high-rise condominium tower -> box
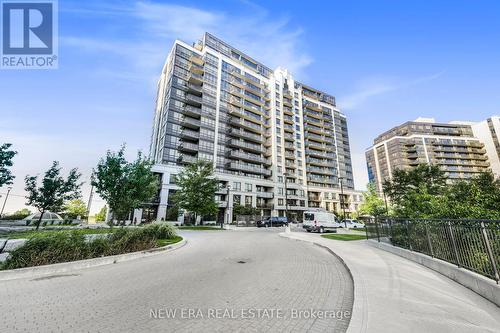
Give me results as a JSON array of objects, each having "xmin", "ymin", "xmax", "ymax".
[
  {"xmin": 366, "ymin": 117, "xmax": 499, "ymax": 192},
  {"xmin": 145, "ymin": 33, "xmax": 361, "ymax": 223}
]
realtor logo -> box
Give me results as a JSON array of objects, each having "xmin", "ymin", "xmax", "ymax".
[{"xmin": 1, "ymin": 0, "xmax": 58, "ymax": 69}]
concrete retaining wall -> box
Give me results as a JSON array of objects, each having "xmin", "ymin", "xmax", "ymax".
[{"xmin": 369, "ymin": 240, "xmax": 500, "ymax": 307}]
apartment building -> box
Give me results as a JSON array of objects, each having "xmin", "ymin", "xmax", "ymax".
[
  {"xmin": 366, "ymin": 117, "xmax": 497, "ymax": 192},
  {"xmin": 144, "ymin": 33, "xmax": 361, "ymax": 224},
  {"xmin": 471, "ymin": 116, "xmax": 500, "ymax": 177}
]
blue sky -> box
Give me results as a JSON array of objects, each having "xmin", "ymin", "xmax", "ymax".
[{"xmin": 2, "ymin": 0, "xmax": 500, "ymax": 213}]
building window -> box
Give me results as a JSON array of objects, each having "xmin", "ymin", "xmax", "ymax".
[
  {"xmin": 278, "ymin": 198, "xmax": 284, "ymax": 205},
  {"xmin": 233, "ymin": 195, "xmax": 241, "ymax": 205},
  {"xmin": 169, "ymin": 174, "xmax": 177, "ymax": 184},
  {"xmin": 245, "ymin": 183, "xmax": 252, "ymax": 192},
  {"xmin": 233, "ymin": 182, "xmax": 241, "ymax": 191},
  {"xmin": 278, "ymin": 176, "xmax": 283, "ymax": 183},
  {"xmin": 278, "ymin": 187, "xmax": 284, "ymax": 195},
  {"xmin": 245, "ymin": 196, "xmax": 252, "ymax": 206}
]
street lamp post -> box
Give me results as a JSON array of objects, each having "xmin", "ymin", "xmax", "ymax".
[
  {"xmin": 339, "ymin": 177, "xmax": 347, "ymax": 228},
  {"xmin": 86, "ymin": 174, "xmax": 95, "ymax": 224},
  {"xmin": 283, "ymin": 172, "xmax": 289, "ymax": 224},
  {"xmin": 0, "ymin": 187, "xmax": 12, "ymax": 218},
  {"xmin": 225, "ymin": 184, "xmax": 231, "ymax": 229}
]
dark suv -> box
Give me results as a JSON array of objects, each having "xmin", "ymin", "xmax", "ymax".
[{"xmin": 257, "ymin": 216, "xmax": 288, "ymax": 227}]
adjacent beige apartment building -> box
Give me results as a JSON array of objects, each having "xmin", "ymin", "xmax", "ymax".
[
  {"xmin": 140, "ymin": 33, "xmax": 363, "ymax": 223},
  {"xmin": 366, "ymin": 117, "xmax": 500, "ymax": 191}
]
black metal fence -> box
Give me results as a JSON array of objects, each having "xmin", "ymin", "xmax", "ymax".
[{"xmin": 365, "ymin": 218, "xmax": 500, "ymax": 283}]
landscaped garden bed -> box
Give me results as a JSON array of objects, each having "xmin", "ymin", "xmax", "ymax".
[{"xmin": 0, "ymin": 223, "xmax": 181, "ymax": 270}]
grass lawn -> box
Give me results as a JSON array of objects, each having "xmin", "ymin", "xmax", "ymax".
[
  {"xmin": 321, "ymin": 234, "xmax": 366, "ymax": 241},
  {"xmin": 177, "ymin": 226, "xmax": 223, "ymax": 231},
  {"xmin": 156, "ymin": 236, "xmax": 183, "ymax": 247}
]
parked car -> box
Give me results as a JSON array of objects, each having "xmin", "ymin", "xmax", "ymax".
[
  {"xmin": 302, "ymin": 210, "xmax": 342, "ymax": 233},
  {"xmin": 342, "ymin": 219, "xmax": 365, "ymax": 229},
  {"xmin": 257, "ymin": 216, "xmax": 288, "ymax": 227}
]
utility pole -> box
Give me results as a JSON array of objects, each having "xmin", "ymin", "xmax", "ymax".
[
  {"xmin": 0, "ymin": 187, "xmax": 12, "ymax": 218},
  {"xmin": 339, "ymin": 177, "xmax": 347, "ymax": 228}
]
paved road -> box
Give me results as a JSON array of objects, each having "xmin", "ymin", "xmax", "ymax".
[{"xmin": 0, "ymin": 229, "xmax": 353, "ymax": 333}]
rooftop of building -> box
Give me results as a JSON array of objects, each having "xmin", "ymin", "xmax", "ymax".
[{"xmin": 194, "ymin": 32, "xmax": 336, "ymax": 106}]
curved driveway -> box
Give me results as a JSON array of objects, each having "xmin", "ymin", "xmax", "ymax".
[{"xmin": 0, "ymin": 229, "xmax": 353, "ymax": 332}]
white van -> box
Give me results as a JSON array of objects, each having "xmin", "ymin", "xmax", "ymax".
[{"xmin": 302, "ymin": 210, "xmax": 342, "ymax": 233}]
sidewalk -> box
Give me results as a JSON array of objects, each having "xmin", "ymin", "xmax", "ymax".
[{"xmin": 280, "ymin": 231, "xmax": 500, "ymax": 333}]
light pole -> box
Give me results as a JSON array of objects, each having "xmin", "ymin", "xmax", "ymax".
[
  {"xmin": 382, "ymin": 189, "xmax": 389, "ymax": 216},
  {"xmin": 86, "ymin": 173, "xmax": 95, "ymax": 223},
  {"xmin": 339, "ymin": 177, "xmax": 347, "ymax": 227},
  {"xmin": 225, "ymin": 184, "xmax": 231, "ymax": 229},
  {"xmin": 0, "ymin": 187, "xmax": 12, "ymax": 218},
  {"xmin": 283, "ymin": 172, "xmax": 289, "ymax": 224}
]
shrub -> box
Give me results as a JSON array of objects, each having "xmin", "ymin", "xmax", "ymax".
[
  {"xmin": 144, "ymin": 223, "xmax": 177, "ymax": 240},
  {"xmin": 1, "ymin": 226, "xmax": 178, "ymax": 270},
  {"xmin": 2, "ymin": 233, "xmax": 88, "ymax": 269}
]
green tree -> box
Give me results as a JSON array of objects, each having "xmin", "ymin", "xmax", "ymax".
[
  {"xmin": 94, "ymin": 206, "xmax": 107, "ymax": 222},
  {"xmin": 172, "ymin": 160, "xmax": 218, "ymax": 224},
  {"xmin": 92, "ymin": 146, "xmax": 158, "ymax": 225},
  {"xmin": 25, "ymin": 161, "xmax": 82, "ymax": 230},
  {"xmin": 441, "ymin": 171, "xmax": 500, "ymax": 219},
  {"xmin": 63, "ymin": 199, "xmax": 88, "ymax": 219},
  {"xmin": 383, "ymin": 164, "xmax": 447, "ymax": 217},
  {"xmin": 358, "ymin": 182, "xmax": 387, "ymax": 217},
  {"xmin": 233, "ymin": 204, "xmax": 260, "ymax": 216},
  {"xmin": 0, "ymin": 143, "xmax": 17, "ymax": 187}
]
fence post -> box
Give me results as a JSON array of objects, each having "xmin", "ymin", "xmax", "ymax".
[
  {"xmin": 447, "ymin": 221, "xmax": 461, "ymax": 267},
  {"xmin": 375, "ymin": 217, "xmax": 380, "ymax": 242},
  {"xmin": 480, "ymin": 222, "xmax": 499, "ymax": 284},
  {"xmin": 425, "ymin": 221, "xmax": 434, "ymax": 257},
  {"xmin": 389, "ymin": 218, "xmax": 393, "ymax": 243},
  {"xmin": 405, "ymin": 220, "xmax": 413, "ymax": 251}
]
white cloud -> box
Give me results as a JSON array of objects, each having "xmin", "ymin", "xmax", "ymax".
[
  {"xmin": 339, "ymin": 71, "xmax": 445, "ymax": 110},
  {"xmin": 62, "ymin": 1, "xmax": 313, "ymax": 80}
]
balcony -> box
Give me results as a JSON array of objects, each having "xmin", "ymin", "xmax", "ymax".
[
  {"xmin": 229, "ymin": 117, "xmax": 262, "ymax": 133},
  {"xmin": 283, "ymin": 89, "xmax": 293, "ymax": 99},
  {"xmin": 226, "ymin": 150, "xmax": 270, "ymax": 165},
  {"xmin": 226, "ymin": 162, "xmax": 272, "ymax": 176},
  {"xmin": 188, "ymin": 72, "xmax": 203, "ymax": 84},
  {"xmin": 284, "ymin": 124, "xmax": 294, "ymax": 133},
  {"xmin": 179, "ymin": 129, "xmax": 200, "ymax": 140},
  {"xmin": 189, "ymin": 54, "xmax": 204, "ymax": 66},
  {"xmin": 181, "ymin": 116, "xmax": 201, "ymax": 129},
  {"xmin": 256, "ymin": 202, "xmax": 274, "ymax": 209},
  {"xmin": 185, "ymin": 93, "xmax": 203, "ymax": 106},
  {"xmin": 227, "ymin": 128, "xmax": 263, "ymax": 143},
  {"xmin": 178, "ymin": 142, "xmax": 199, "ymax": 153},
  {"xmin": 177, "ymin": 154, "xmax": 197, "ymax": 164},
  {"xmin": 256, "ymin": 192, "xmax": 274, "ymax": 199},
  {"xmin": 306, "ymin": 158, "xmax": 330, "ymax": 166},
  {"xmin": 183, "ymin": 105, "xmax": 202, "ymax": 118},
  {"xmin": 187, "ymin": 83, "xmax": 203, "ymax": 95},
  {"xmin": 306, "ymin": 149, "xmax": 335, "ymax": 159},
  {"xmin": 303, "ymin": 101, "xmax": 321, "ymax": 111},
  {"xmin": 227, "ymin": 139, "xmax": 265, "ymax": 154},
  {"xmin": 189, "ymin": 62, "xmax": 204, "ymax": 75}
]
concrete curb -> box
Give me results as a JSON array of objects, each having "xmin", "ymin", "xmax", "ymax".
[
  {"xmin": 278, "ymin": 233, "xmax": 364, "ymax": 333},
  {"xmin": 368, "ymin": 240, "xmax": 500, "ymax": 307},
  {"xmin": 0, "ymin": 238, "xmax": 187, "ymax": 282}
]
